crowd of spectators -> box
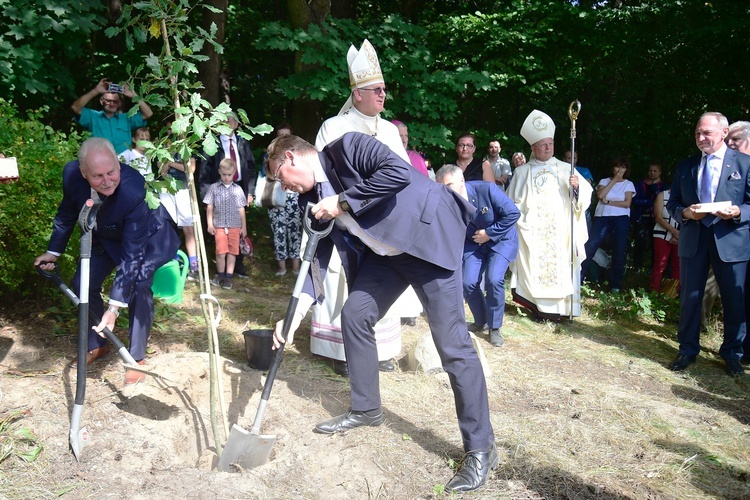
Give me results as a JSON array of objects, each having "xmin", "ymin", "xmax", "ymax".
[{"xmin": 8, "ymin": 40, "xmax": 750, "ymax": 497}]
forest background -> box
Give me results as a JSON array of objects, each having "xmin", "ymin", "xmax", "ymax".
[
  {"xmin": 0, "ymin": 0, "xmax": 748, "ymax": 294},
  {"xmin": 1, "ymin": 3, "xmax": 749, "ymax": 497}
]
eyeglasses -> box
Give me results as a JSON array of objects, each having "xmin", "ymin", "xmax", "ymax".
[
  {"xmin": 457, "ymin": 144, "xmax": 475, "ymax": 150},
  {"xmin": 101, "ymin": 98, "xmax": 120, "ymax": 105},
  {"xmin": 270, "ymin": 158, "xmax": 286, "ymax": 181},
  {"xmin": 358, "ymin": 87, "xmax": 387, "ymax": 96}
]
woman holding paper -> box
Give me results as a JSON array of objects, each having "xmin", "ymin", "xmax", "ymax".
[{"xmin": 582, "ymin": 157, "xmax": 636, "ymax": 292}]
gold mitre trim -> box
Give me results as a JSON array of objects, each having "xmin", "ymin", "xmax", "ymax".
[
  {"xmin": 520, "ymin": 109, "xmax": 556, "ymax": 146},
  {"xmin": 347, "ymin": 39, "xmax": 384, "ymax": 89}
]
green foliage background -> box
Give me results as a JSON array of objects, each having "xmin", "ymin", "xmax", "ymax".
[
  {"xmin": 0, "ymin": 100, "xmax": 83, "ymax": 294},
  {"xmin": 1, "ymin": 0, "xmax": 748, "ymax": 300}
]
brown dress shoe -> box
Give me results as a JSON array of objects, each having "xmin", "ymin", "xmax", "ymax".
[
  {"xmin": 124, "ymin": 360, "xmax": 147, "ymax": 385},
  {"xmin": 70, "ymin": 344, "xmax": 111, "ymax": 368}
]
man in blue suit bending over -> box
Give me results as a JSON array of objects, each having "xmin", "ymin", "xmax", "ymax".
[
  {"xmin": 436, "ymin": 164, "xmax": 519, "ymax": 347},
  {"xmin": 268, "ymin": 132, "xmax": 497, "ymax": 493},
  {"xmin": 667, "ymin": 112, "xmax": 750, "ymax": 376},
  {"xmin": 34, "ymin": 138, "xmax": 179, "ymax": 384}
]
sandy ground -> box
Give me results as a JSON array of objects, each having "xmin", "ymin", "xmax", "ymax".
[{"xmin": 1, "ymin": 284, "xmax": 749, "ymax": 499}]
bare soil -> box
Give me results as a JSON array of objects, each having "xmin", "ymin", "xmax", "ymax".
[{"xmin": 1, "ymin": 273, "xmax": 749, "ymax": 499}]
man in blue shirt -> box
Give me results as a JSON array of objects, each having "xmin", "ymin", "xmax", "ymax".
[{"xmin": 71, "ymin": 78, "xmax": 153, "ymax": 154}]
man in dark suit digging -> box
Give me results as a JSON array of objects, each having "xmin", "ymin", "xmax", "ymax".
[
  {"xmin": 268, "ymin": 132, "xmax": 498, "ymax": 493},
  {"xmin": 34, "ymin": 138, "xmax": 179, "ymax": 384}
]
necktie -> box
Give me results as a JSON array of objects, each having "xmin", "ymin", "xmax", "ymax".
[
  {"xmin": 230, "ymin": 138, "xmax": 238, "ymax": 181},
  {"xmin": 309, "ymin": 182, "xmax": 329, "ymax": 300},
  {"xmin": 700, "ymin": 154, "xmax": 713, "ymax": 204},
  {"xmin": 316, "ymin": 182, "xmax": 324, "ymax": 201}
]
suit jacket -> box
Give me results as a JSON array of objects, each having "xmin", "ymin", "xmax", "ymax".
[
  {"xmin": 198, "ymin": 135, "xmax": 256, "ymax": 201},
  {"xmin": 49, "ymin": 161, "xmax": 180, "ymax": 304},
  {"xmin": 667, "ymin": 147, "xmax": 750, "ymax": 262},
  {"xmin": 464, "ymin": 181, "xmax": 520, "ymax": 262},
  {"xmin": 301, "ymin": 132, "xmax": 475, "ymax": 296}
]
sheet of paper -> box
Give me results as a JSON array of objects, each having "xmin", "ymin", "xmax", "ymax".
[
  {"xmin": 695, "ymin": 201, "xmax": 731, "ymax": 213},
  {"xmin": 0, "ymin": 157, "xmax": 19, "ymax": 180}
]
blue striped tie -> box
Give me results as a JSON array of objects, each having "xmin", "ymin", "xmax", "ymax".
[{"xmin": 699, "ymin": 154, "xmax": 713, "ymax": 204}]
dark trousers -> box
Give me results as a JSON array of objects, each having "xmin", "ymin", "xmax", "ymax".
[
  {"xmin": 679, "ymin": 224, "xmax": 747, "ymax": 360},
  {"xmin": 463, "ymin": 246, "xmax": 510, "ymax": 329},
  {"xmin": 632, "ymin": 215, "xmax": 655, "ymax": 270},
  {"xmin": 72, "ymin": 241, "xmax": 175, "ymax": 360},
  {"xmin": 583, "ymin": 215, "xmax": 630, "ymax": 289},
  {"xmin": 341, "ymin": 251, "xmax": 494, "ymax": 452}
]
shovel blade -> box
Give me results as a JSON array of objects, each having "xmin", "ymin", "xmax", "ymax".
[
  {"xmin": 69, "ymin": 404, "xmax": 90, "ymax": 461},
  {"xmin": 69, "ymin": 426, "xmax": 90, "ymax": 461},
  {"xmin": 217, "ymin": 424, "xmax": 276, "ymax": 472}
]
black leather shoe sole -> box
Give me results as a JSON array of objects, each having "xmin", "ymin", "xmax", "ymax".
[{"xmin": 314, "ymin": 411, "xmax": 383, "ymax": 434}]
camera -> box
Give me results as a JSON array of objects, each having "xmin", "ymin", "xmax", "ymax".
[{"xmin": 107, "ymin": 83, "xmax": 124, "ymax": 93}]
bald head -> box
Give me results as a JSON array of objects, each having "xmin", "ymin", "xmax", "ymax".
[{"xmin": 78, "ymin": 137, "xmax": 121, "ymax": 196}]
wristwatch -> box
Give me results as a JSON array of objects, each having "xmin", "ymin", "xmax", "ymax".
[{"xmin": 338, "ymin": 192, "xmax": 351, "ymax": 213}]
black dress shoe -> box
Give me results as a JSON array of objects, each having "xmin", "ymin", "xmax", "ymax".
[
  {"xmin": 445, "ymin": 444, "xmax": 499, "ymax": 493},
  {"xmin": 378, "ymin": 360, "xmax": 395, "ymax": 372},
  {"xmin": 314, "ymin": 410, "xmax": 383, "ymax": 434},
  {"xmin": 726, "ymin": 359, "xmax": 745, "ymax": 376},
  {"xmin": 401, "ymin": 317, "xmax": 417, "ymax": 327},
  {"xmin": 467, "ymin": 322, "xmax": 486, "ymax": 333},
  {"xmin": 668, "ymin": 354, "xmax": 696, "ymax": 371},
  {"xmin": 333, "ymin": 360, "xmax": 349, "ymax": 377}
]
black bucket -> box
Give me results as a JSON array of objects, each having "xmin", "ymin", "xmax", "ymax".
[{"xmin": 243, "ymin": 329, "xmax": 275, "ymax": 370}]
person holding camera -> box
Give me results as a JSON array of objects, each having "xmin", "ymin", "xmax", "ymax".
[{"xmin": 71, "ymin": 78, "xmax": 153, "ymax": 154}]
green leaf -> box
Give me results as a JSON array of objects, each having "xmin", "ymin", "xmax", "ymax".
[{"xmin": 202, "ymin": 134, "xmax": 218, "ymax": 157}]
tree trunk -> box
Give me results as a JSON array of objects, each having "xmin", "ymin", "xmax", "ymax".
[
  {"xmin": 287, "ymin": 0, "xmax": 331, "ymax": 141},
  {"xmin": 199, "ymin": 0, "xmax": 228, "ymax": 107}
]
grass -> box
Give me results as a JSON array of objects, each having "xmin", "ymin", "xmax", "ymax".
[{"xmin": 2, "ymin": 249, "xmax": 749, "ymax": 498}]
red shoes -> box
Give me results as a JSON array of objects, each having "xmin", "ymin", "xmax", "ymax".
[
  {"xmin": 70, "ymin": 345, "xmax": 111, "ymax": 368},
  {"xmin": 124, "ymin": 360, "xmax": 147, "ymax": 385}
]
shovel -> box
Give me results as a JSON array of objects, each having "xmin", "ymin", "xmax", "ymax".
[
  {"xmin": 218, "ymin": 202, "xmax": 333, "ymax": 472},
  {"xmin": 36, "ymin": 263, "xmax": 173, "ymax": 384},
  {"xmin": 37, "ymin": 263, "xmax": 139, "ymax": 367},
  {"xmin": 53, "ymin": 198, "xmax": 101, "ymax": 460}
]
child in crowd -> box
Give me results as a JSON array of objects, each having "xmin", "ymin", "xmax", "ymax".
[
  {"xmin": 202, "ymin": 158, "xmax": 247, "ymax": 290},
  {"xmin": 118, "ymin": 127, "xmax": 152, "ymax": 178},
  {"xmin": 159, "ymin": 152, "xmax": 199, "ymax": 279}
]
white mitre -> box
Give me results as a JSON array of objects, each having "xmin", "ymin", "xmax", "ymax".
[
  {"xmin": 338, "ymin": 39, "xmax": 385, "ymax": 116},
  {"xmin": 520, "ymin": 109, "xmax": 556, "ymax": 146}
]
